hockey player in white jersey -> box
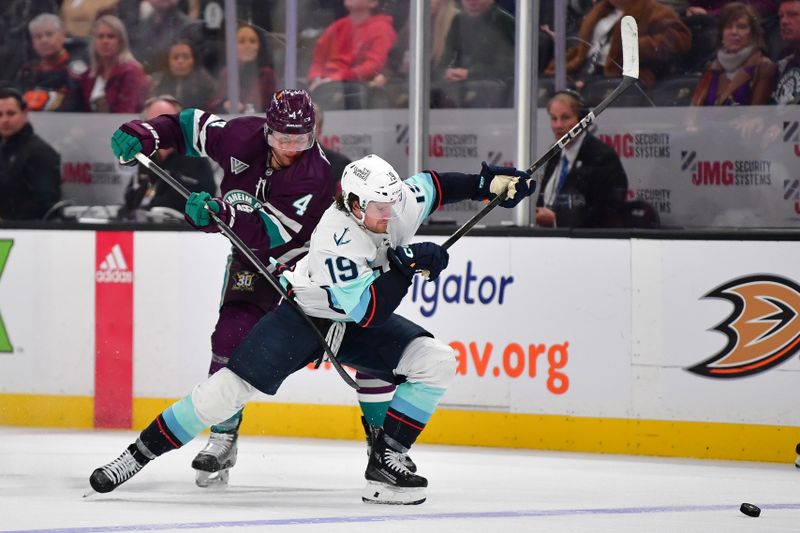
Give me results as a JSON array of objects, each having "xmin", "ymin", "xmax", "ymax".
[{"xmin": 89, "ymin": 154, "xmax": 534, "ymax": 504}]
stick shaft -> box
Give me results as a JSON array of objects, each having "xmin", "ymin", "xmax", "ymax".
[
  {"xmin": 441, "ymin": 76, "xmax": 636, "ymax": 251},
  {"xmin": 134, "ymin": 153, "xmax": 357, "ymax": 389}
]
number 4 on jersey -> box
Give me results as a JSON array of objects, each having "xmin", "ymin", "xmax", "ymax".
[{"xmin": 293, "ymin": 194, "xmax": 313, "ymax": 216}]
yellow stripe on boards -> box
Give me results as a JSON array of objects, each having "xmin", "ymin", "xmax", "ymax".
[
  {"xmin": 0, "ymin": 394, "xmax": 93, "ymax": 428},
  {"xmin": 1, "ymin": 394, "xmax": 796, "ymax": 463}
]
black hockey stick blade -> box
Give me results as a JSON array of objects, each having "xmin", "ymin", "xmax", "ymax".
[
  {"xmin": 135, "ymin": 153, "xmax": 357, "ymax": 389},
  {"xmin": 440, "ymin": 15, "xmax": 640, "ymax": 251}
]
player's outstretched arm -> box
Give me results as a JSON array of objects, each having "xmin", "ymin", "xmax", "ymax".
[
  {"xmin": 110, "ymin": 109, "xmax": 225, "ymax": 165},
  {"xmin": 407, "ymin": 163, "xmax": 534, "ymax": 217}
]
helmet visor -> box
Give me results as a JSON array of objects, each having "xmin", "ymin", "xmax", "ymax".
[
  {"xmin": 364, "ymin": 199, "xmax": 402, "ymax": 221},
  {"xmin": 267, "ymin": 131, "xmax": 315, "ymax": 151}
]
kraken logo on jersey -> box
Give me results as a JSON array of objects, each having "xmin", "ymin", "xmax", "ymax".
[
  {"xmin": 334, "ymin": 228, "xmax": 351, "ymax": 246},
  {"xmin": 223, "ymin": 190, "xmax": 262, "ymax": 214},
  {"xmin": 687, "ymin": 274, "xmax": 800, "ymax": 378}
]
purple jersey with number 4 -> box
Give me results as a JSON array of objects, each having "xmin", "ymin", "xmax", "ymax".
[{"xmin": 147, "ymin": 109, "xmax": 336, "ymax": 269}]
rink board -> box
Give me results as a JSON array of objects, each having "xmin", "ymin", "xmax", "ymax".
[{"xmin": 0, "ymin": 229, "xmax": 798, "ymax": 462}]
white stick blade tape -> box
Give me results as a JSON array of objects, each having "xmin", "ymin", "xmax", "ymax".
[{"xmin": 620, "ymin": 16, "xmax": 639, "ymax": 80}]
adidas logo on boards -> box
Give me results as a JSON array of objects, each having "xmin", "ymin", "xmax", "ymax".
[
  {"xmin": 230, "ymin": 157, "xmax": 249, "ymax": 174},
  {"xmin": 96, "ymin": 244, "xmax": 132, "ymax": 283}
]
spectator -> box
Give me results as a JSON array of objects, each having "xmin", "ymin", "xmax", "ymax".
[
  {"xmin": 684, "ymin": 1, "xmax": 781, "ymax": 61},
  {"xmin": 60, "ymin": 0, "xmax": 119, "ymax": 39},
  {"xmin": 368, "ymin": 0, "xmax": 458, "ymax": 107},
  {"xmin": 209, "ymin": 23, "xmax": 276, "ymax": 114},
  {"xmin": 121, "ymin": 95, "xmax": 216, "ymax": 217},
  {"xmin": 149, "ymin": 38, "xmax": 216, "ymax": 109},
  {"xmin": 433, "ymin": 0, "xmax": 515, "ymax": 108},
  {"xmin": 297, "ymin": 0, "xmax": 349, "ymax": 77},
  {"xmin": 545, "ymin": 0, "xmax": 692, "ymax": 89},
  {"xmin": 536, "ymin": 90, "xmax": 628, "ymax": 228},
  {"xmin": 16, "ymin": 14, "xmax": 86, "ymax": 112},
  {"xmin": 0, "ymin": 0, "xmax": 58, "ymax": 85},
  {"xmin": 128, "ymin": 0, "xmax": 202, "ymax": 74},
  {"xmin": 0, "ymin": 87, "xmax": 61, "ymax": 221},
  {"xmin": 314, "ymin": 103, "xmax": 351, "ymax": 182},
  {"xmin": 691, "ymin": 2, "xmax": 777, "ymax": 105},
  {"xmin": 539, "ymin": 1, "xmax": 594, "ymax": 74},
  {"xmin": 306, "ymin": 0, "xmax": 396, "ymax": 110},
  {"xmin": 774, "ymin": 0, "xmax": 800, "ymax": 103},
  {"xmin": 77, "ymin": 15, "xmax": 149, "ymax": 113}
]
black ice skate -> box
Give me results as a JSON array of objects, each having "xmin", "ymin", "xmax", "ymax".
[
  {"xmin": 89, "ymin": 444, "xmax": 148, "ymax": 493},
  {"xmin": 795, "ymin": 442, "xmax": 799, "ymax": 468},
  {"xmin": 192, "ymin": 432, "xmax": 238, "ymax": 487},
  {"xmin": 362, "ymin": 430, "xmax": 427, "ymax": 505},
  {"xmin": 361, "ymin": 416, "xmax": 417, "ymax": 473}
]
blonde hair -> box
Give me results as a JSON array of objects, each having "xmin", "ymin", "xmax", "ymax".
[
  {"xmin": 432, "ymin": 0, "xmax": 458, "ymax": 66},
  {"xmin": 89, "ymin": 15, "xmax": 138, "ymax": 76}
]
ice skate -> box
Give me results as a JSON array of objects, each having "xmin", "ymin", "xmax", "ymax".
[
  {"xmin": 192, "ymin": 432, "xmax": 238, "ymax": 487},
  {"xmin": 89, "ymin": 444, "xmax": 148, "ymax": 493},
  {"xmin": 795, "ymin": 443, "xmax": 799, "ymax": 468},
  {"xmin": 361, "ymin": 416, "xmax": 417, "ymax": 473},
  {"xmin": 362, "ymin": 430, "xmax": 427, "ymax": 505}
]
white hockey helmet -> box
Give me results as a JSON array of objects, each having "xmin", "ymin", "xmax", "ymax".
[{"xmin": 340, "ymin": 154, "xmax": 403, "ymax": 221}]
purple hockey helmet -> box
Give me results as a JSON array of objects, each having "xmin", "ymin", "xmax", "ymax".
[{"xmin": 265, "ymin": 89, "xmax": 315, "ymax": 151}]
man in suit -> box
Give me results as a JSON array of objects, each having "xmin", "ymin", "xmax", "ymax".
[{"xmin": 536, "ymin": 90, "xmax": 628, "ymax": 228}]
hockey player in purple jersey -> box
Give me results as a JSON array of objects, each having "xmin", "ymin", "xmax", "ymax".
[{"xmin": 88, "ymin": 153, "xmax": 534, "ymax": 504}]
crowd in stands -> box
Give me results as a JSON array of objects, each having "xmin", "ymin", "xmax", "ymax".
[
  {"xmin": 1, "ymin": 0, "xmax": 799, "ymax": 114},
  {"xmin": 1, "ymin": 0, "xmax": 800, "ymax": 225}
]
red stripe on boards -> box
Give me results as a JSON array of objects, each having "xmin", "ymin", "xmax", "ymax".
[{"xmin": 94, "ymin": 232, "xmax": 134, "ymax": 428}]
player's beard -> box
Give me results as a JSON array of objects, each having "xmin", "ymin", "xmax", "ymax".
[{"xmin": 272, "ymin": 148, "xmax": 303, "ymax": 169}]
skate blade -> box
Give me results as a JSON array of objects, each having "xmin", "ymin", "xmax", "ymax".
[
  {"xmin": 82, "ymin": 489, "xmax": 98, "ymax": 498},
  {"xmin": 361, "ymin": 481, "xmax": 426, "ymax": 505},
  {"xmin": 195, "ymin": 468, "xmax": 230, "ymax": 488}
]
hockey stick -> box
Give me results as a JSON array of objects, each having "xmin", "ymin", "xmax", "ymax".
[
  {"xmin": 439, "ymin": 15, "xmax": 640, "ymax": 250},
  {"xmin": 134, "ymin": 153, "xmax": 358, "ymax": 390}
]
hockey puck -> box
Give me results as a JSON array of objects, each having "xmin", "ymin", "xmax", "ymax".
[{"xmin": 740, "ymin": 503, "xmax": 761, "ymax": 517}]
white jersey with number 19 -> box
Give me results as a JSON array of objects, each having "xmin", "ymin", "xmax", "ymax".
[{"xmin": 282, "ymin": 172, "xmax": 439, "ymax": 322}]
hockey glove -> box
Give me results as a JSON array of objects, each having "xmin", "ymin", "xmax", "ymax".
[
  {"xmin": 269, "ymin": 257, "xmax": 294, "ymax": 295},
  {"xmin": 388, "ymin": 242, "xmax": 449, "ymax": 281},
  {"xmin": 184, "ymin": 192, "xmax": 235, "ymax": 231},
  {"xmin": 111, "ymin": 120, "xmax": 159, "ymax": 165},
  {"xmin": 476, "ymin": 161, "xmax": 535, "ymax": 208}
]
